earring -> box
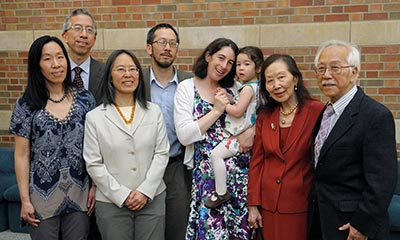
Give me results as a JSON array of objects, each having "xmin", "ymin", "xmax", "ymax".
[{"xmin": 294, "ymin": 85, "xmax": 298, "ymax": 91}]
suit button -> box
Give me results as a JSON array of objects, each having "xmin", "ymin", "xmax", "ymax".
[
  {"xmin": 132, "ymin": 167, "xmax": 137, "ymax": 171},
  {"xmin": 129, "ymin": 151, "xmax": 134, "ymax": 155},
  {"xmin": 276, "ymin": 179, "xmax": 281, "ymax": 184}
]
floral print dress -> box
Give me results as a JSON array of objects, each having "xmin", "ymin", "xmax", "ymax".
[{"xmin": 185, "ymin": 88, "xmax": 252, "ymax": 240}]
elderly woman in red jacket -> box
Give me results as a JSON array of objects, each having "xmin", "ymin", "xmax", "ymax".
[{"xmin": 247, "ymin": 54, "xmax": 324, "ymax": 240}]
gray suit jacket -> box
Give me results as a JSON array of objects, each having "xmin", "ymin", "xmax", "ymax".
[
  {"xmin": 308, "ymin": 87, "xmax": 398, "ymax": 240},
  {"xmin": 88, "ymin": 57, "xmax": 105, "ymax": 105},
  {"xmin": 142, "ymin": 66, "xmax": 193, "ymax": 101}
]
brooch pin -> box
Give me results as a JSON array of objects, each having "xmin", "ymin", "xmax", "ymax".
[{"xmin": 271, "ymin": 123, "xmax": 276, "ymax": 130}]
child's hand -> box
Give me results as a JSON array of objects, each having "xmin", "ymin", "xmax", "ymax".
[{"xmin": 216, "ymin": 88, "xmax": 234, "ymax": 104}]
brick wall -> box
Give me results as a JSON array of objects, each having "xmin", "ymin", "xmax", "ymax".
[{"xmin": 0, "ymin": 1, "xmax": 399, "ymax": 156}]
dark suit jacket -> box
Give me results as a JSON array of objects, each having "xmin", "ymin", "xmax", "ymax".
[
  {"xmin": 142, "ymin": 66, "xmax": 193, "ymax": 101},
  {"xmin": 308, "ymin": 87, "xmax": 398, "ymax": 240},
  {"xmin": 248, "ymin": 100, "xmax": 324, "ymax": 213},
  {"xmin": 88, "ymin": 57, "xmax": 105, "ymax": 105}
]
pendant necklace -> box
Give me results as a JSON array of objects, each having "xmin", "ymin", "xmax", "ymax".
[{"xmin": 280, "ymin": 102, "xmax": 298, "ymax": 124}]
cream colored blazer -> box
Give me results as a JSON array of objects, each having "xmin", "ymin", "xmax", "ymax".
[{"xmin": 83, "ymin": 102, "xmax": 169, "ymax": 208}]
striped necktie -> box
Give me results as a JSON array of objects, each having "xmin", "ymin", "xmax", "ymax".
[{"xmin": 314, "ymin": 104, "xmax": 334, "ymax": 167}]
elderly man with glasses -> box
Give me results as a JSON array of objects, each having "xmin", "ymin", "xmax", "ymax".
[{"xmin": 308, "ymin": 39, "xmax": 397, "ymax": 240}]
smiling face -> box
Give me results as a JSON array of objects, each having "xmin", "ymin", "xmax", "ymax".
[
  {"xmin": 111, "ymin": 53, "xmax": 139, "ymax": 97},
  {"xmin": 146, "ymin": 27, "xmax": 178, "ymax": 68},
  {"xmin": 40, "ymin": 41, "xmax": 68, "ymax": 87},
  {"xmin": 205, "ymin": 46, "xmax": 236, "ymax": 82},
  {"xmin": 317, "ymin": 45, "xmax": 358, "ymax": 103},
  {"xmin": 62, "ymin": 14, "xmax": 96, "ymax": 60},
  {"xmin": 264, "ymin": 60, "xmax": 298, "ymax": 105}
]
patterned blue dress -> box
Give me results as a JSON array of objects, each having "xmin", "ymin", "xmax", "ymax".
[
  {"xmin": 9, "ymin": 88, "xmax": 95, "ymax": 221},
  {"xmin": 185, "ymin": 88, "xmax": 251, "ymax": 240}
]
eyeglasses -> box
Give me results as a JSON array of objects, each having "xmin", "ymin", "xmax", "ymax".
[
  {"xmin": 113, "ymin": 66, "xmax": 140, "ymax": 75},
  {"xmin": 152, "ymin": 38, "xmax": 179, "ymax": 48},
  {"xmin": 314, "ymin": 65, "xmax": 354, "ymax": 76},
  {"xmin": 67, "ymin": 24, "xmax": 96, "ymax": 35}
]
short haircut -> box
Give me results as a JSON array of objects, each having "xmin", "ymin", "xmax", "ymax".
[
  {"xmin": 314, "ymin": 39, "xmax": 361, "ymax": 75},
  {"xmin": 146, "ymin": 23, "xmax": 180, "ymax": 44},
  {"xmin": 63, "ymin": 9, "xmax": 97, "ymax": 36}
]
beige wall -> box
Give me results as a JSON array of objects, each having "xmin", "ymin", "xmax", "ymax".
[{"xmin": 1, "ymin": 21, "xmax": 399, "ymax": 51}]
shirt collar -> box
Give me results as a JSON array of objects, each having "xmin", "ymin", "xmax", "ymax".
[
  {"xmin": 70, "ymin": 57, "xmax": 91, "ymax": 74},
  {"xmin": 150, "ymin": 66, "xmax": 178, "ymax": 85},
  {"xmin": 330, "ymin": 85, "xmax": 358, "ymax": 116}
]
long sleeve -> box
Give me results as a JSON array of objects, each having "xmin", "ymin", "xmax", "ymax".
[
  {"xmin": 174, "ymin": 78, "xmax": 203, "ymax": 146},
  {"xmin": 247, "ymin": 112, "xmax": 266, "ymax": 206},
  {"xmin": 83, "ymin": 109, "xmax": 131, "ymax": 207}
]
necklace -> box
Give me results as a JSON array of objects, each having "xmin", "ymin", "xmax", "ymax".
[
  {"xmin": 48, "ymin": 90, "xmax": 67, "ymax": 103},
  {"xmin": 115, "ymin": 103, "xmax": 135, "ymax": 125},
  {"xmin": 280, "ymin": 102, "xmax": 298, "ymax": 124}
]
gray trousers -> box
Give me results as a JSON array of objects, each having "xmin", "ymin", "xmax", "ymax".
[
  {"xmin": 96, "ymin": 191, "xmax": 166, "ymax": 240},
  {"xmin": 28, "ymin": 211, "xmax": 89, "ymax": 240},
  {"xmin": 164, "ymin": 159, "xmax": 192, "ymax": 240}
]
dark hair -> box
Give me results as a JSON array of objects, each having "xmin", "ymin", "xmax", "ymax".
[
  {"xmin": 258, "ymin": 54, "xmax": 312, "ymax": 113},
  {"xmin": 63, "ymin": 9, "xmax": 97, "ymax": 36},
  {"xmin": 146, "ymin": 23, "xmax": 180, "ymax": 44},
  {"xmin": 192, "ymin": 38, "xmax": 239, "ymax": 88},
  {"xmin": 23, "ymin": 35, "xmax": 72, "ymax": 110},
  {"xmin": 238, "ymin": 46, "xmax": 264, "ymax": 71},
  {"xmin": 101, "ymin": 49, "xmax": 148, "ymax": 110}
]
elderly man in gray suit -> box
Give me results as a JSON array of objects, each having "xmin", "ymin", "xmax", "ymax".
[
  {"xmin": 308, "ymin": 39, "xmax": 397, "ymax": 240},
  {"xmin": 142, "ymin": 23, "xmax": 193, "ymax": 240}
]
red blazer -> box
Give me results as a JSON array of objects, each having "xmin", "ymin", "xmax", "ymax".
[{"xmin": 248, "ymin": 100, "xmax": 324, "ymax": 213}]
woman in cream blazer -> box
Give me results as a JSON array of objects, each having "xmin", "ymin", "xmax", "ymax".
[{"xmin": 83, "ymin": 50, "xmax": 169, "ymax": 240}]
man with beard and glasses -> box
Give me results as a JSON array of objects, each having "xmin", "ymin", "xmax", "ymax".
[{"xmin": 143, "ymin": 23, "xmax": 193, "ymax": 240}]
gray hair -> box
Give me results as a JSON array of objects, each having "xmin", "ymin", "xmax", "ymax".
[
  {"xmin": 314, "ymin": 39, "xmax": 361, "ymax": 76},
  {"xmin": 63, "ymin": 9, "xmax": 97, "ymax": 36}
]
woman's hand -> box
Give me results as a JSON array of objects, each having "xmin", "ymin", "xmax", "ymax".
[
  {"xmin": 87, "ymin": 184, "xmax": 96, "ymax": 216},
  {"xmin": 235, "ymin": 125, "xmax": 255, "ymax": 153},
  {"xmin": 124, "ymin": 191, "xmax": 148, "ymax": 211},
  {"xmin": 248, "ymin": 206, "xmax": 262, "ymax": 229},
  {"xmin": 213, "ymin": 89, "xmax": 230, "ymax": 114},
  {"xmin": 21, "ymin": 201, "xmax": 40, "ymax": 227}
]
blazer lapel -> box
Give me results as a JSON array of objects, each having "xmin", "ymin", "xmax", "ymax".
[
  {"xmin": 281, "ymin": 104, "xmax": 310, "ymax": 153},
  {"xmin": 88, "ymin": 58, "xmax": 103, "ymax": 95},
  {"xmin": 129, "ymin": 102, "xmax": 146, "ymax": 135},
  {"xmin": 268, "ymin": 109, "xmax": 285, "ymax": 160},
  {"xmin": 104, "ymin": 104, "xmax": 132, "ymax": 136},
  {"xmin": 318, "ymin": 89, "xmax": 363, "ymax": 162}
]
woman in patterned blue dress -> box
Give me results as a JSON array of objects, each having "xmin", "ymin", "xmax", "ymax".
[
  {"xmin": 174, "ymin": 38, "xmax": 254, "ymax": 239},
  {"xmin": 9, "ymin": 36, "xmax": 96, "ymax": 240}
]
